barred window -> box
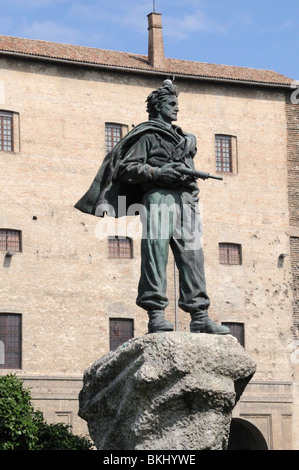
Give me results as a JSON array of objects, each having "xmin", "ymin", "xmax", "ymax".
[
  {"xmin": 108, "ymin": 236, "xmax": 133, "ymax": 259},
  {"xmin": 215, "ymin": 135, "xmax": 232, "ymax": 172},
  {"xmin": 109, "ymin": 318, "xmax": 134, "ymax": 351},
  {"xmin": 222, "ymin": 322, "xmax": 244, "ymax": 347},
  {"xmin": 219, "ymin": 243, "xmax": 242, "ymax": 265},
  {"xmin": 0, "ymin": 229, "xmax": 22, "ymax": 252},
  {"xmin": 105, "ymin": 123, "xmax": 123, "ymax": 152},
  {"xmin": 0, "ymin": 111, "xmax": 13, "ymax": 152},
  {"xmin": 0, "ymin": 314, "xmax": 22, "ymax": 369}
]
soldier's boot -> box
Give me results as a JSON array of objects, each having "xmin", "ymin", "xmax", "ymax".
[
  {"xmin": 190, "ymin": 311, "xmax": 230, "ymax": 335},
  {"xmin": 147, "ymin": 310, "xmax": 174, "ymax": 334}
]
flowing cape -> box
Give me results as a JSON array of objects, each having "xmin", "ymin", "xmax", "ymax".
[{"xmin": 74, "ymin": 120, "xmax": 196, "ymax": 218}]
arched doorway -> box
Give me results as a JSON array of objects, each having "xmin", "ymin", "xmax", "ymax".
[{"xmin": 227, "ymin": 418, "xmax": 268, "ymax": 450}]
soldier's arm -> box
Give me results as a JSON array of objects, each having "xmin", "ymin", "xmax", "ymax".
[{"xmin": 117, "ymin": 135, "xmax": 157, "ymax": 184}]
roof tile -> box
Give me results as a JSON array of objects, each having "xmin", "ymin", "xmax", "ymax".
[{"xmin": 0, "ymin": 34, "xmax": 293, "ymax": 86}]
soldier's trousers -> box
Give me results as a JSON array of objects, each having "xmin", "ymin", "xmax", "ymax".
[{"xmin": 136, "ymin": 188, "xmax": 210, "ymax": 314}]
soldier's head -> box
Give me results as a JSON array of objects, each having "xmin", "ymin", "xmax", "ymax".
[{"xmin": 146, "ymin": 80, "xmax": 179, "ymax": 124}]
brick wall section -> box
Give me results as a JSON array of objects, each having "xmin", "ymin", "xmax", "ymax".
[
  {"xmin": 290, "ymin": 237, "xmax": 299, "ymax": 337},
  {"xmin": 286, "ymin": 96, "xmax": 299, "ymax": 338}
]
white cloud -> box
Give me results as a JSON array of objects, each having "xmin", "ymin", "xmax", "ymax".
[
  {"xmin": 21, "ymin": 20, "xmax": 83, "ymax": 44},
  {"xmin": 69, "ymin": 1, "xmax": 149, "ymax": 31},
  {"xmin": 258, "ymin": 20, "xmax": 293, "ymax": 34},
  {"xmin": 163, "ymin": 10, "xmax": 227, "ymax": 39}
]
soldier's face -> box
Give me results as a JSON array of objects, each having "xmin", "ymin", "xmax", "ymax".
[{"xmin": 159, "ymin": 95, "xmax": 179, "ymax": 123}]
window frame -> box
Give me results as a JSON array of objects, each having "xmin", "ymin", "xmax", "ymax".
[
  {"xmin": 108, "ymin": 236, "xmax": 133, "ymax": 259},
  {"xmin": 215, "ymin": 134, "xmax": 238, "ymax": 174},
  {"xmin": 219, "ymin": 242, "xmax": 242, "ymax": 265},
  {"xmin": 0, "ymin": 111, "xmax": 14, "ymax": 152},
  {"xmin": 0, "ymin": 313, "xmax": 22, "ymax": 369},
  {"xmin": 109, "ymin": 318, "xmax": 134, "ymax": 351},
  {"xmin": 105, "ymin": 123, "xmax": 128, "ymax": 153},
  {"xmin": 0, "ymin": 229, "xmax": 22, "ymax": 253},
  {"xmin": 222, "ymin": 322, "xmax": 245, "ymax": 347},
  {"xmin": 0, "ymin": 110, "xmax": 20, "ymax": 153}
]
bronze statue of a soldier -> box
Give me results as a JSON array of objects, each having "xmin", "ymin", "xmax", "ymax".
[{"xmin": 75, "ymin": 80, "xmax": 229, "ymax": 336}]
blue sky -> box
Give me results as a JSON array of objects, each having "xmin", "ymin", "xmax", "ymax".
[{"xmin": 0, "ymin": 0, "xmax": 297, "ymax": 79}]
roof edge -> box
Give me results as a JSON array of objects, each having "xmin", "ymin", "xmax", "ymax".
[{"xmin": 0, "ymin": 47, "xmax": 293, "ymax": 89}]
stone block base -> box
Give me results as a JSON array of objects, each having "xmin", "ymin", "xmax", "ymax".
[{"xmin": 78, "ymin": 332, "xmax": 255, "ymax": 450}]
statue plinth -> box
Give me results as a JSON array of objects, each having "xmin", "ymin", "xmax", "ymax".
[{"xmin": 78, "ymin": 332, "xmax": 255, "ymax": 450}]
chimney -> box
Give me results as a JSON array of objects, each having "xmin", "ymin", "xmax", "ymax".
[{"xmin": 147, "ymin": 12, "xmax": 165, "ymax": 68}]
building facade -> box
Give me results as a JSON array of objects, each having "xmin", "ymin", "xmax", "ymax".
[{"xmin": 0, "ymin": 12, "xmax": 298, "ymax": 449}]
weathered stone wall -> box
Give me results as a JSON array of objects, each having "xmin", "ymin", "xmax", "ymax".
[
  {"xmin": 286, "ymin": 94, "xmax": 299, "ymax": 450},
  {"xmin": 286, "ymin": 98, "xmax": 299, "ymax": 337}
]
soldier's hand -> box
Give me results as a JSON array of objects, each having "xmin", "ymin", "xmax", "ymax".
[{"xmin": 155, "ymin": 163, "xmax": 183, "ymax": 184}]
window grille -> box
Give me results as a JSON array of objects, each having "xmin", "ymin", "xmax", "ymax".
[
  {"xmin": 108, "ymin": 236, "xmax": 133, "ymax": 259},
  {"xmin": 219, "ymin": 243, "xmax": 242, "ymax": 265},
  {"xmin": 215, "ymin": 135, "xmax": 232, "ymax": 172},
  {"xmin": 105, "ymin": 123, "xmax": 122, "ymax": 152},
  {"xmin": 0, "ymin": 229, "xmax": 22, "ymax": 252},
  {"xmin": 0, "ymin": 112, "xmax": 13, "ymax": 152},
  {"xmin": 0, "ymin": 314, "xmax": 22, "ymax": 369},
  {"xmin": 222, "ymin": 322, "xmax": 244, "ymax": 347},
  {"xmin": 109, "ymin": 318, "xmax": 134, "ymax": 351}
]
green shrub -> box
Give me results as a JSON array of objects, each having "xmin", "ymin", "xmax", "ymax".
[
  {"xmin": 0, "ymin": 373, "xmax": 39, "ymax": 450},
  {"xmin": 0, "ymin": 374, "xmax": 92, "ymax": 450},
  {"xmin": 34, "ymin": 410, "xmax": 93, "ymax": 450}
]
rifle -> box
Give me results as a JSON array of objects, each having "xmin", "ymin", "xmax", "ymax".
[{"xmin": 178, "ymin": 166, "xmax": 223, "ymax": 181}]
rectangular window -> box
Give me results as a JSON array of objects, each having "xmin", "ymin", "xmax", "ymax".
[
  {"xmin": 108, "ymin": 236, "xmax": 133, "ymax": 259},
  {"xmin": 0, "ymin": 314, "xmax": 22, "ymax": 369},
  {"xmin": 219, "ymin": 243, "xmax": 242, "ymax": 265},
  {"xmin": 109, "ymin": 318, "xmax": 134, "ymax": 351},
  {"xmin": 0, "ymin": 229, "xmax": 22, "ymax": 252},
  {"xmin": 0, "ymin": 111, "xmax": 13, "ymax": 152},
  {"xmin": 105, "ymin": 123, "xmax": 123, "ymax": 152},
  {"xmin": 215, "ymin": 135, "xmax": 232, "ymax": 172},
  {"xmin": 222, "ymin": 322, "xmax": 244, "ymax": 347}
]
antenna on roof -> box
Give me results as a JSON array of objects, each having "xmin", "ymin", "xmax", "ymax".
[{"xmin": 153, "ymin": 0, "xmax": 156, "ymax": 12}]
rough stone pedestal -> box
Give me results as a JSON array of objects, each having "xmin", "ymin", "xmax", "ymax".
[{"xmin": 78, "ymin": 332, "xmax": 255, "ymax": 450}]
